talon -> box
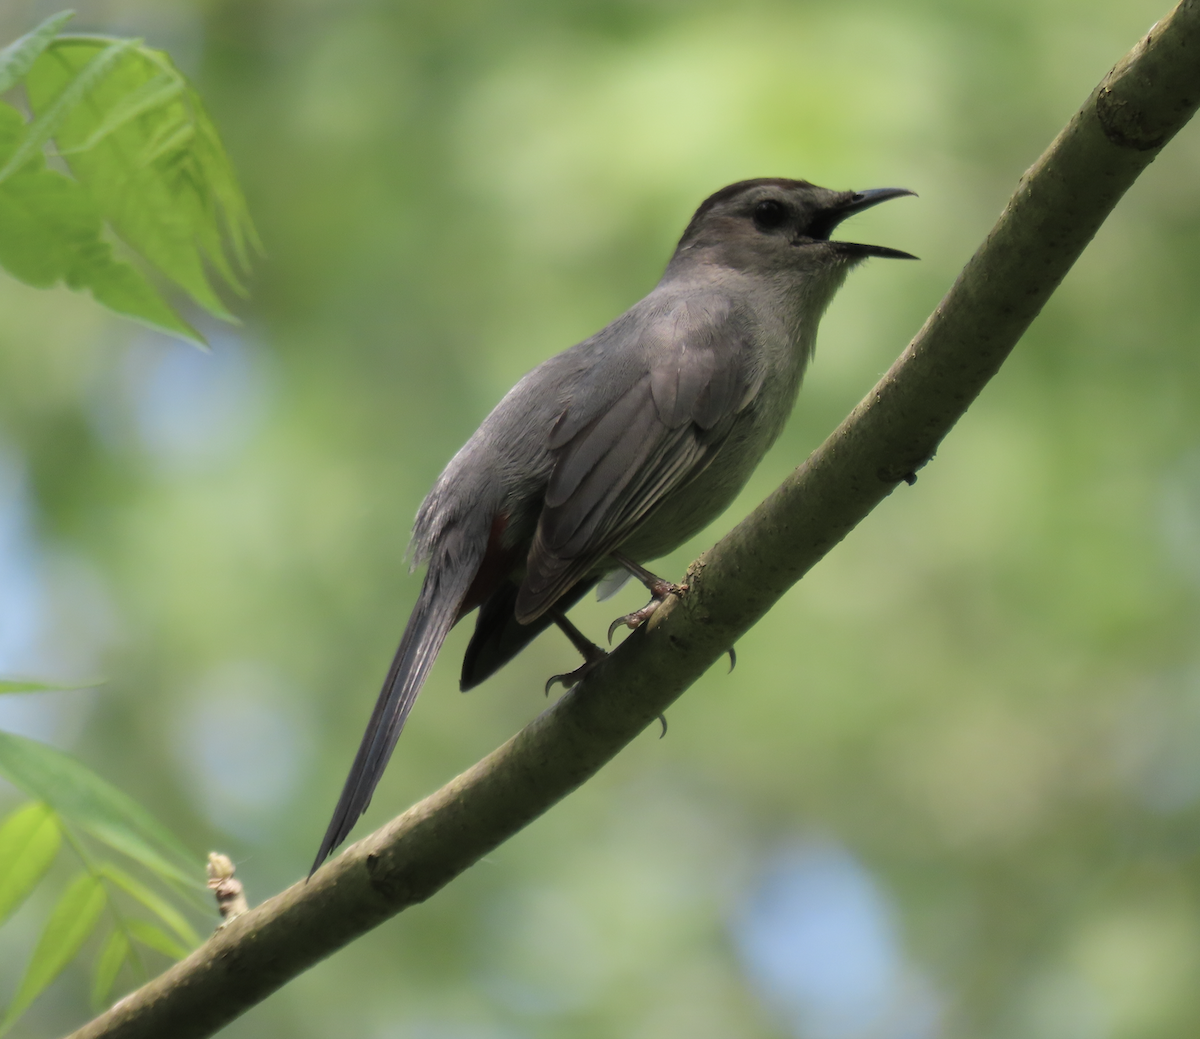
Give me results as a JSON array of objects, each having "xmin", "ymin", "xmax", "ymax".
[
  {"xmin": 605, "ymin": 557, "xmax": 690, "ymax": 644},
  {"xmin": 727, "ymin": 646, "xmax": 737, "ymax": 673},
  {"xmin": 657, "ymin": 714, "xmax": 668, "ymax": 738},
  {"xmin": 545, "ymin": 661, "xmax": 595, "ymax": 695},
  {"xmin": 607, "ymin": 598, "xmax": 667, "ymax": 643},
  {"xmin": 606, "ymin": 611, "xmax": 645, "ymax": 644}
]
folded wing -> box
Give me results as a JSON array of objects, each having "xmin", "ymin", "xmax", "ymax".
[{"xmin": 514, "ymin": 297, "xmax": 754, "ymax": 623}]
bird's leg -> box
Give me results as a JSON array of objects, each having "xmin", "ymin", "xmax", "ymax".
[
  {"xmin": 545, "ymin": 608, "xmax": 608, "ymax": 694},
  {"xmin": 607, "ymin": 552, "xmax": 689, "ymax": 643},
  {"xmin": 546, "ymin": 609, "xmax": 670, "ymax": 736}
]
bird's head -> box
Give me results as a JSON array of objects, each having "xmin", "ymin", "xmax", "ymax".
[{"xmin": 673, "ymin": 178, "xmax": 917, "ymax": 273}]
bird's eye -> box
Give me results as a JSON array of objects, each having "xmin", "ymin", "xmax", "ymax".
[{"xmin": 752, "ymin": 199, "xmax": 787, "ymax": 230}]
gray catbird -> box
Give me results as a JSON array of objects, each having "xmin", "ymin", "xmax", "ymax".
[{"xmin": 313, "ymin": 177, "xmax": 914, "ymax": 870}]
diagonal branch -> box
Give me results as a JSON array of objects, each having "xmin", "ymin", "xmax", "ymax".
[{"xmin": 66, "ymin": 3, "xmax": 1200, "ymax": 1037}]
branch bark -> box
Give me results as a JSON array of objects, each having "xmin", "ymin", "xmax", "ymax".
[{"xmin": 67, "ymin": 4, "xmax": 1200, "ymax": 1036}]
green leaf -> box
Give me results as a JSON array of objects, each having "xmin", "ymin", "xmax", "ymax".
[
  {"xmin": 99, "ymin": 863, "xmax": 200, "ymax": 947},
  {"xmin": 0, "ymin": 10, "xmax": 74, "ymax": 95},
  {"xmin": 89, "ymin": 928, "xmax": 129, "ymax": 1011},
  {"xmin": 136, "ymin": 117, "xmax": 194, "ymax": 169},
  {"xmin": 1, "ymin": 872, "xmax": 106, "ymax": 1034},
  {"xmin": 0, "ymin": 803, "xmax": 61, "ymax": 926},
  {"xmin": 126, "ymin": 918, "xmax": 189, "ymax": 960},
  {"xmin": 0, "ymin": 731, "xmax": 203, "ymax": 890},
  {"xmin": 65, "ymin": 231, "xmax": 206, "ymax": 344},
  {"xmin": 0, "ymin": 676, "xmax": 101, "ymax": 693},
  {"xmin": 58, "ymin": 71, "xmax": 183, "ymax": 156},
  {"xmin": 0, "ymin": 101, "xmax": 202, "ymax": 343},
  {"xmin": 25, "ymin": 39, "xmax": 260, "ymax": 320},
  {"xmin": 0, "ymin": 100, "xmax": 28, "ymax": 165},
  {"xmin": 0, "ymin": 37, "xmax": 137, "ymax": 184}
]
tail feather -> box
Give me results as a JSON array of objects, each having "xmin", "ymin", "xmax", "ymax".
[{"xmin": 311, "ymin": 537, "xmax": 482, "ymax": 873}]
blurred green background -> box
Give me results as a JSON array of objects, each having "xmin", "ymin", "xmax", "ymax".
[{"xmin": 3, "ymin": 0, "xmax": 1200, "ymax": 1036}]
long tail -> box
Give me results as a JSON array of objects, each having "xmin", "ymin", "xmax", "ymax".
[{"xmin": 311, "ymin": 530, "xmax": 483, "ymax": 873}]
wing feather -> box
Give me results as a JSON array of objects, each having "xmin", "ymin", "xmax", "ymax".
[
  {"xmin": 514, "ymin": 297, "xmax": 754, "ymax": 623},
  {"xmin": 545, "ymin": 375, "xmax": 656, "ymax": 511}
]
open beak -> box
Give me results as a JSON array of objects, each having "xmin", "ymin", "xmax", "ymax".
[{"xmin": 812, "ymin": 187, "xmax": 918, "ymax": 260}]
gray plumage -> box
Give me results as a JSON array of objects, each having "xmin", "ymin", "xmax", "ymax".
[{"xmin": 312, "ymin": 178, "xmax": 914, "ymax": 872}]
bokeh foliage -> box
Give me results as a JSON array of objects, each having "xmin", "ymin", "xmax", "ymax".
[
  {"xmin": 0, "ymin": 13, "xmax": 253, "ymax": 1029},
  {"xmin": 2, "ymin": 0, "xmax": 1200, "ymax": 1037},
  {"xmin": 0, "ymin": 11, "xmax": 257, "ymax": 345}
]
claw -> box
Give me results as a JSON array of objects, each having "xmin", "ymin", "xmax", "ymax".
[
  {"xmin": 608, "ymin": 601, "xmax": 657, "ymax": 642},
  {"xmin": 607, "ymin": 552, "xmax": 689, "ymax": 641},
  {"xmin": 606, "ymin": 576, "xmax": 688, "ymax": 644},
  {"xmin": 727, "ymin": 646, "xmax": 737, "ymax": 673},
  {"xmin": 606, "ymin": 604, "xmax": 650, "ymax": 644},
  {"xmin": 657, "ymin": 714, "xmax": 667, "ymax": 738},
  {"xmin": 546, "ymin": 659, "xmax": 599, "ymax": 694},
  {"xmin": 545, "ymin": 670, "xmax": 574, "ymax": 695}
]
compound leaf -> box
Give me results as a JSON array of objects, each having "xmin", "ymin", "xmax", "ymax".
[
  {"xmin": 0, "ymin": 731, "xmax": 202, "ymax": 890},
  {"xmin": 26, "ymin": 39, "xmax": 259, "ymax": 318},
  {"xmin": 1, "ymin": 872, "xmax": 106, "ymax": 1034},
  {"xmin": 89, "ymin": 928, "xmax": 129, "ymax": 1010},
  {"xmin": 0, "ymin": 10, "xmax": 74, "ymax": 95},
  {"xmin": 0, "ymin": 100, "xmax": 201, "ymax": 342},
  {"xmin": 0, "ymin": 803, "xmax": 61, "ymax": 926}
]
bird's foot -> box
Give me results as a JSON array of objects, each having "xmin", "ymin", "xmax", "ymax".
[
  {"xmin": 606, "ymin": 601, "xmax": 650, "ymax": 642},
  {"xmin": 545, "ymin": 647, "xmax": 606, "ymax": 695},
  {"xmin": 547, "ymin": 609, "xmax": 608, "ymax": 694},
  {"xmin": 606, "ymin": 555, "xmax": 688, "ymax": 643}
]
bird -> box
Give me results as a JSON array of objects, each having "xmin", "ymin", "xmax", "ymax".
[{"xmin": 312, "ymin": 177, "xmax": 915, "ymax": 871}]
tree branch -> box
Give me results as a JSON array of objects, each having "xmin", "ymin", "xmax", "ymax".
[{"xmin": 66, "ymin": 3, "xmax": 1200, "ymax": 1036}]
